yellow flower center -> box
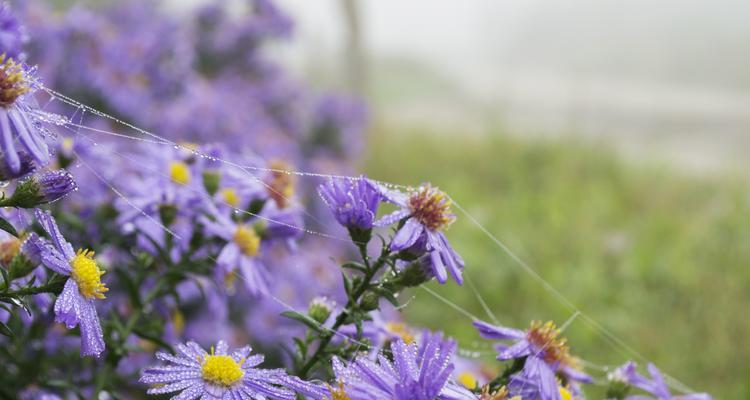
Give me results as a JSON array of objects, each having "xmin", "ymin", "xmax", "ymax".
[
  {"xmin": 222, "ymin": 188, "xmax": 239, "ymax": 207},
  {"xmin": 458, "ymin": 372, "xmax": 478, "ymax": 389},
  {"xmin": 265, "ymin": 160, "xmax": 296, "ymax": 209},
  {"xmin": 0, "ymin": 55, "xmax": 29, "ymax": 108},
  {"xmin": 169, "ymin": 161, "xmax": 191, "ymax": 185},
  {"xmin": 328, "ymin": 382, "xmax": 351, "ymax": 400},
  {"xmin": 0, "ymin": 237, "xmax": 21, "ymax": 265},
  {"xmin": 385, "ymin": 322, "xmax": 415, "ymax": 344},
  {"xmin": 62, "ymin": 137, "xmax": 75, "ymax": 153},
  {"xmin": 201, "ymin": 353, "xmax": 244, "ymax": 387},
  {"xmin": 234, "ymin": 226, "xmax": 260, "ymax": 256},
  {"xmin": 559, "ymin": 387, "xmax": 573, "ymax": 400},
  {"xmin": 171, "ymin": 309, "xmax": 185, "ymax": 336},
  {"xmin": 70, "ymin": 249, "xmax": 108, "ymax": 299},
  {"xmin": 408, "ymin": 185, "xmax": 455, "ymax": 231},
  {"xmin": 526, "ymin": 321, "xmax": 573, "ymax": 366}
]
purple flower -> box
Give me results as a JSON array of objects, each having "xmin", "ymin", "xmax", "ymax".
[
  {"xmin": 330, "ymin": 331, "xmax": 476, "ymax": 400},
  {"xmin": 474, "ymin": 320, "xmax": 592, "ymax": 400},
  {"xmin": 140, "ymin": 340, "xmax": 323, "ymax": 400},
  {"xmin": 200, "ymin": 210, "xmax": 271, "ymax": 296},
  {"xmin": 0, "ymin": 2, "xmax": 27, "ymax": 60},
  {"xmin": 318, "ymin": 175, "xmax": 382, "ymax": 231},
  {"xmin": 376, "ymin": 184, "xmax": 464, "ymax": 284},
  {"xmin": 0, "ymin": 56, "xmax": 50, "ymax": 173},
  {"xmin": 614, "ymin": 362, "xmax": 712, "ymax": 400},
  {"xmin": 26, "ymin": 209, "xmax": 107, "ymax": 357}
]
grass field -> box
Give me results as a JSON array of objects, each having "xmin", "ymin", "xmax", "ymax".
[{"xmin": 366, "ymin": 126, "xmax": 750, "ymax": 398}]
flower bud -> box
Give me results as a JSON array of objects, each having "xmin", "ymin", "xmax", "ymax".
[
  {"xmin": 202, "ymin": 170, "xmax": 221, "ymax": 196},
  {"xmin": 308, "ymin": 296, "xmax": 334, "ymax": 324},
  {"xmin": 359, "ymin": 292, "xmax": 379, "ymax": 311},
  {"xmin": 159, "ymin": 204, "xmax": 178, "ymax": 226},
  {"xmin": 6, "ymin": 169, "xmax": 76, "ymax": 207},
  {"xmin": 392, "ymin": 260, "xmax": 431, "ymax": 288}
]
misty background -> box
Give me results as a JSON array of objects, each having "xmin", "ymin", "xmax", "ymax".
[{"xmin": 167, "ymin": 0, "xmax": 750, "ymax": 173}]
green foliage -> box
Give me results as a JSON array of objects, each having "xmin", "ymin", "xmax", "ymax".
[{"xmin": 367, "ymin": 127, "xmax": 750, "ymax": 398}]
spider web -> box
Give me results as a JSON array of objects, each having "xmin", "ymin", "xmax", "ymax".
[{"xmin": 29, "ymin": 84, "xmax": 698, "ymax": 395}]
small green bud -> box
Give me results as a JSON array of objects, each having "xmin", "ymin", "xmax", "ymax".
[
  {"xmin": 393, "ymin": 261, "xmax": 430, "ymax": 288},
  {"xmin": 347, "ymin": 227, "xmax": 372, "ymax": 245},
  {"xmin": 202, "ymin": 170, "xmax": 221, "ymax": 196},
  {"xmin": 308, "ymin": 296, "xmax": 334, "ymax": 324},
  {"xmin": 159, "ymin": 204, "xmax": 178, "ymax": 226},
  {"xmin": 359, "ymin": 292, "xmax": 380, "ymax": 311}
]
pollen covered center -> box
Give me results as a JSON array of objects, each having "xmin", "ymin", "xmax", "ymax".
[
  {"xmin": 221, "ymin": 188, "xmax": 239, "ymax": 207},
  {"xmin": 265, "ymin": 160, "xmax": 295, "ymax": 208},
  {"xmin": 202, "ymin": 354, "xmax": 244, "ymax": 387},
  {"xmin": 385, "ymin": 322, "xmax": 415, "ymax": 344},
  {"xmin": 526, "ymin": 321, "xmax": 571, "ymax": 366},
  {"xmin": 70, "ymin": 249, "xmax": 108, "ymax": 299},
  {"xmin": 0, "ymin": 55, "xmax": 29, "ymax": 108},
  {"xmin": 234, "ymin": 226, "xmax": 260, "ymax": 256},
  {"xmin": 169, "ymin": 161, "xmax": 191, "ymax": 185},
  {"xmin": 408, "ymin": 185, "xmax": 455, "ymax": 231}
]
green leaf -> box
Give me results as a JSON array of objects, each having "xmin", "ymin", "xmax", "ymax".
[
  {"xmin": 280, "ymin": 310, "xmax": 322, "ymax": 333},
  {"xmin": 341, "ymin": 262, "xmax": 367, "ymax": 273},
  {"xmin": 0, "ymin": 216, "xmax": 17, "ymax": 237}
]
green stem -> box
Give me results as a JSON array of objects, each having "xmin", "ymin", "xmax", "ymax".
[
  {"xmin": 0, "ymin": 275, "xmax": 67, "ymax": 298},
  {"xmin": 297, "ymin": 249, "xmax": 388, "ymax": 379}
]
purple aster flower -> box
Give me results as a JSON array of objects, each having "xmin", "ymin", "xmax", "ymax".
[
  {"xmin": 376, "ymin": 184, "xmax": 465, "ymax": 284},
  {"xmin": 0, "ymin": 2, "xmax": 27, "ymax": 60},
  {"xmin": 200, "ymin": 209, "xmax": 271, "ymax": 296},
  {"xmin": 0, "ymin": 56, "xmax": 50, "ymax": 173},
  {"xmin": 318, "ymin": 175, "xmax": 382, "ymax": 232},
  {"xmin": 613, "ymin": 362, "xmax": 712, "ymax": 400},
  {"xmin": 473, "ymin": 320, "xmax": 592, "ymax": 400},
  {"xmin": 140, "ymin": 340, "xmax": 323, "ymax": 400},
  {"xmin": 26, "ymin": 209, "xmax": 107, "ymax": 357},
  {"xmin": 330, "ymin": 331, "xmax": 476, "ymax": 400}
]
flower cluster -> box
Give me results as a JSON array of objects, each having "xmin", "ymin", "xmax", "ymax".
[{"xmin": 0, "ymin": 1, "xmax": 715, "ymax": 400}]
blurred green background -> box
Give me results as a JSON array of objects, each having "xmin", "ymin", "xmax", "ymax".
[{"xmin": 366, "ymin": 126, "xmax": 750, "ymax": 398}]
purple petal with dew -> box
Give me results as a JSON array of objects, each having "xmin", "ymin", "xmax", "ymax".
[
  {"xmin": 231, "ymin": 345, "xmax": 252, "ymax": 361},
  {"xmin": 473, "ymin": 320, "xmax": 526, "ymax": 340},
  {"xmin": 40, "ymin": 246, "xmax": 72, "ymax": 276},
  {"xmin": 498, "ymin": 340, "xmax": 533, "ymax": 361},
  {"xmin": 391, "ymin": 218, "xmax": 424, "ymax": 251},
  {"xmin": 562, "ymin": 365, "xmax": 593, "ymax": 384},
  {"xmin": 0, "ymin": 109, "xmax": 20, "ymax": 173},
  {"xmin": 526, "ymin": 356, "xmax": 562, "ymax": 400},
  {"xmin": 9, "ymin": 109, "xmax": 48, "ymax": 165},
  {"xmin": 176, "ymin": 341, "xmax": 207, "ymax": 361},
  {"xmin": 53, "ymin": 279, "xmax": 80, "ymax": 328},
  {"xmin": 647, "ymin": 363, "xmax": 673, "ymax": 399},
  {"xmin": 170, "ymin": 384, "xmax": 204, "ymax": 400},
  {"xmin": 145, "ymin": 379, "xmax": 201, "ymax": 395},
  {"xmin": 373, "ymin": 208, "xmax": 410, "ymax": 228},
  {"xmin": 156, "ymin": 351, "xmax": 199, "ymax": 368},
  {"xmin": 78, "ymin": 298, "xmax": 105, "ymax": 357},
  {"xmin": 34, "ymin": 209, "xmax": 75, "ymax": 260}
]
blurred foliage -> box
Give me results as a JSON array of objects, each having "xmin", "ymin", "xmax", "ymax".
[{"xmin": 366, "ymin": 126, "xmax": 750, "ymax": 398}]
